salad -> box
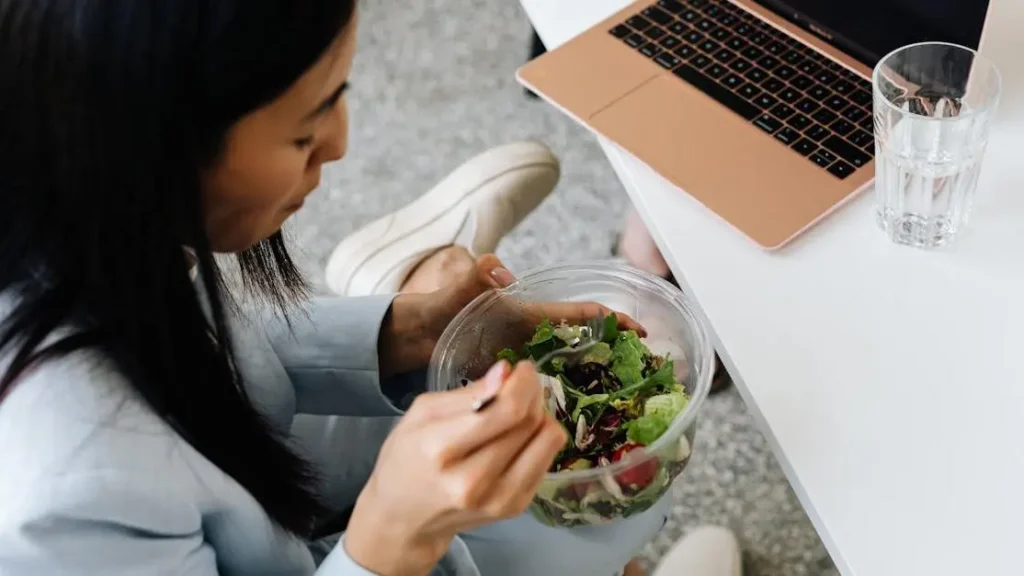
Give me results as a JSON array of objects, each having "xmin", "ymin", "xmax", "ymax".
[{"xmin": 495, "ymin": 314, "xmax": 694, "ymax": 526}]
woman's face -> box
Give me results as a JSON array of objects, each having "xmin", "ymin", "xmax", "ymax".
[{"xmin": 201, "ymin": 16, "xmax": 358, "ymax": 253}]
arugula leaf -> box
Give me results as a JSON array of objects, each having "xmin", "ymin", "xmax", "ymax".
[
  {"xmin": 579, "ymin": 342, "xmax": 613, "ymax": 366},
  {"xmin": 602, "ymin": 313, "xmax": 620, "ymax": 344},
  {"xmin": 571, "ymin": 393, "xmax": 609, "ymax": 421},
  {"xmin": 609, "ymin": 358, "xmax": 675, "ymax": 401},
  {"xmin": 558, "ymin": 374, "xmax": 584, "ymax": 398},
  {"xmin": 611, "ymin": 331, "xmax": 647, "ymax": 385},
  {"xmin": 526, "ymin": 318, "xmax": 562, "ymax": 359},
  {"xmin": 644, "ymin": 390, "xmax": 689, "ymax": 422},
  {"xmin": 549, "ymin": 356, "xmax": 567, "ymax": 373},
  {"xmin": 496, "ymin": 347, "xmax": 521, "ymax": 364},
  {"xmin": 625, "ymin": 414, "xmax": 670, "ymax": 445}
]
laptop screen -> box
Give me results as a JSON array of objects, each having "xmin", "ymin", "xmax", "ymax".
[{"xmin": 759, "ymin": 0, "xmax": 991, "ymax": 67}]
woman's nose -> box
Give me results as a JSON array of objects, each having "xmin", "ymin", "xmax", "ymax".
[{"xmin": 312, "ymin": 99, "xmax": 348, "ymax": 166}]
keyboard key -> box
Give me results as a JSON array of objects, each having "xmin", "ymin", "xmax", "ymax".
[
  {"xmin": 696, "ymin": 18, "xmax": 715, "ymax": 32},
  {"xmin": 754, "ymin": 93, "xmax": 779, "ymax": 109},
  {"xmin": 726, "ymin": 37, "xmax": 748, "ymax": 51},
  {"xmin": 672, "ymin": 64, "xmax": 760, "ymax": 120},
  {"xmin": 827, "ymin": 160, "xmax": 856, "ymax": 179},
  {"xmin": 626, "ymin": 15, "xmax": 653, "ymax": 31},
  {"xmin": 824, "ymin": 95, "xmax": 850, "ymax": 112},
  {"xmin": 808, "ymin": 85, "xmax": 831, "ymax": 101},
  {"xmin": 702, "ymin": 3, "xmax": 722, "ymax": 17},
  {"xmin": 625, "ymin": 33, "xmax": 646, "ymax": 48},
  {"xmin": 858, "ymin": 115, "xmax": 874, "ymax": 132},
  {"xmin": 660, "ymin": 35, "xmax": 683, "ymax": 49},
  {"xmin": 783, "ymin": 50, "xmax": 804, "ymax": 65},
  {"xmin": 798, "ymin": 60, "xmax": 821, "ymax": 75},
  {"xmin": 850, "ymin": 89, "xmax": 872, "ymax": 107},
  {"xmin": 787, "ymin": 113, "xmax": 813, "ymax": 131},
  {"xmin": 770, "ymin": 103, "xmax": 796, "ymax": 120},
  {"xmin": 699, "ymin": 39, "xmax": 720, "ymax": 53},
  {"xmin": 790, "ymin": 74, "xmax": 814, "ymax": 91},
  {"xmin": 689, "ymin": 0, "xmax": 708, "ymax": 7},
  {"xmin": 812, "ymin": 108, "xmax": 837, "ymax": 124},
  {"xmin": 644, "ymin": 26, "xmax": 667, "ymax": 40},
  {"xmin": 830, "ymin": 118, "xmax": 856, "ymax": 136},
  {"xmin": 773, "ymin": 65, "xmax": 797, "ymax": 81},
  {"xmin": 718, "ymin": 14, "xmax": 739, "ymax": 27},
  {"xmin": 691, "ymin": 53, "xmax": 712, "ymax": 69},
  {"xmin": 668, "ymin": 21, "xmax": 689, "ymax": 35},
  {"xmin": 674, "ymin": 44, "xmax": 697, "ymax": 59},
  {"xmin": 806, "ymin": 124, "xmax": 830, "ymax": 142},
  {"xmin": 610, "ymin": 25, "xmax": 631, "ymax": 38},
  {"xmin": 734, "ymin": 23, "xmax": 754, "ymax": 37},
  {"xmin": 654, "ymin": 52, "xmax": 682, "ymax": 69},
  {"xmin": 683, "ymin": 29, "xmax": 704, "ymax": 44},
  {"xmin": 754, "ymin": 113, "xmax": 783, "ymax": 134},
  {"xmin": 757, "ymin": 55, "xmax": 780, "ymax": 70},
  {"xmin": 642, "ymin": 5, "xmax": 674, "ymax": 25},
  {"xmin": 761, "ymin": 77, "xmax": 786, "ymax": 94},
  {"xmin": 640, "ymin": 42, "xmax": 663, "ymax": 58},
  {"xmin": 729, "ymin": 58, "xmax": 753, "ymax": 73},
  {"xmin": 809, "ymin": 151, "xmax": 833, "ymax": 167},
  {"xmin": 822, "ymin": 135, "xmax": 870, "ymax": 167},
  {"xmin": 766, "ymin": 40, "xmax": 787, "ymax": 55},
  {"xmin": 711, "ymin": 27, "xmax": 731, "ymax": 41},
  {"xmin": 680, "ymin": 9, "xmax": 701, "ymax": 22},
  {"xmin": 738, "ymin": 83, "xmax": 761, "ymax": 99},
  {"xmin": 722, "ymin": 73, "xmax": 744, "ymax": 89},
  {"xmin": 791, "ymin": 138, "xmax": 817, "ymax": 156},
  {"xmin": 778, "ymin": 87, "xmax": 801, "ymax": 103},
  {"xmin": 713, "ymin": 48, "xmax": 737, "ymax": 63},
  {"xmin": 774, "ymin": 126, "xmax": 801, "ymax": 145},
  {"xmin": 815, "ymin": 70, "xmax": 839, "ymax": 85},
  {"xmin": 749, "ymin": 31, "xmax": 770, "ymax": 45},
  {"xmin": 841, "ymin": 106, "xmax": 868, "ymax": 122},
  {"xmin": 796, "ymin": 98, "xmax": 820, "ymax": 114},
  {"xmin": 848, "ymin": 129, "xmax": 874, "ymax": 149},
  {"xmin": 658, "ymin": 0, "xmax": 686, "ymax": 14},
  {"xmin": 706, "ymin": 63, "xmax": 729, "ymax": 79},
  {"xmin": 744, "ymin": 69, "xmax": 769, "ymax": 85},
  {"xmin": 817, "ymin": 149, "xmax": 837, "ymax": 164},
  {"xmin": 832, "ymin": 79, "xmax": 854, "ymax": 95},
  {"xmin": 741, "ymin": 46, "xmax": 764, "ymax": 60}
]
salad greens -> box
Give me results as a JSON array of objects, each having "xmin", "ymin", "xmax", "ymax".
[{"xmin": 496, "ymin": 314, "xmax": 694, "ymax": 527}]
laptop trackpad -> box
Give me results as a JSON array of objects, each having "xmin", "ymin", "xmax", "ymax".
[{"xmin": 588, "ymin": 74, "xmax": 837, "ymax": 248}]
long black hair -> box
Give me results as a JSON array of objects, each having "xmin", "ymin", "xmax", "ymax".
[{"xmin": 0, "ymin": 1, "xmax": 356, "ymax": 535}]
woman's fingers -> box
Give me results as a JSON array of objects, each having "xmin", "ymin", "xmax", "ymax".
[
  {"xmin": 410, "ymin": 362, "xmax": 545, "ymax": 464},
  {"xmin": 480, "ymin": 418, "xmax": 567, "ymax": 519},
  {"xmin": 475, "ymin": 253, "xmax": 516, "ymax": 289},
  {"xmin": 527, "ymin": 301, "xmax": 647, "ymax": 337}
]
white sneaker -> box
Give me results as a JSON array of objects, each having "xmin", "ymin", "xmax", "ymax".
[
  {"xmin": 651, "ymin": 526, "xmax": 743, "ymax": 576},
  {"xmin": 324, "ymin": 141, "xmax": 560, "ymax": 296}
]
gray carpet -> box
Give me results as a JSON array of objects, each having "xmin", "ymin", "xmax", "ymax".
[{"xmin": 288, "ymin": 1, "xmax": 838, "ymax": 574}]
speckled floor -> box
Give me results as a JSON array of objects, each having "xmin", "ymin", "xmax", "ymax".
[{"xmin": 287, "ymin": 1, "xmax": 837, "ymax": 574}]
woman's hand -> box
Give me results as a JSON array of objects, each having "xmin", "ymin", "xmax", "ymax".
[
  {"xmin": 378, "ymin": 254, "xmax": 645, "ymax": 377},
  {"xmin": 344, "ymin": 361, "xmax": 567, "ymax": 575}
]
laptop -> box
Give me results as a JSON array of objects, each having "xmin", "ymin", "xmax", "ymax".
[{"xmin": 518, "ymin": 0, "xmax": 991, "ymax": 249}]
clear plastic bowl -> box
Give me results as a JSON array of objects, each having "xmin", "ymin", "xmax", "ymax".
[{"xmin": 427, "ymin": 262, "xmax": 714, "ymax": 527}]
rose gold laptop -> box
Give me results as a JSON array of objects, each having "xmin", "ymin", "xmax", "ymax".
[{"xmin": 518, "ymin": 0, "xmax": 990, "ymax": 249}]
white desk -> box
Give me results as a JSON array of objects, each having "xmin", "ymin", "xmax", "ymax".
[{"xmin": 521, "ymin": 2, "xmax": 1024, "ymax": 575}]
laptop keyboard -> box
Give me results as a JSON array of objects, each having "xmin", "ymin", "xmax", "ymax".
[{"xmin": 609, "ymin": 0, "xmax": 875, "ymax": 180}]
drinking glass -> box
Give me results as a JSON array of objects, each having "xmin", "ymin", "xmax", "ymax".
[{"xmin": 873, "ymin": 42, "xmax": 1001, "ymax": 248}]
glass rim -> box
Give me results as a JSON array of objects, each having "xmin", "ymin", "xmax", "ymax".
[
  {"xmin": 872, "ymin": 41, "xmax": 1002, "ymax": 122},
  {"xmin": 427, "ymin": 260, "xmax": 715, "ymax": 483}
]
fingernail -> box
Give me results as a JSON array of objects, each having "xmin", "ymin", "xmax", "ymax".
[
  {"xmin": 484, "ymin": 360, "xmax": 509, "ymax": 395},
  {"xmin": 489, "ymin": 267, "xmax": 516, "ymax": 288}
]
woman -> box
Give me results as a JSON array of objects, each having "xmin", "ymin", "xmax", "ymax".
[{"xmin": 0, "ymin": 1, "xmax": 674, "ymax": 574}]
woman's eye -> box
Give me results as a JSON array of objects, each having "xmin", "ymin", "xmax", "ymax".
[{"xmin": 294, "ymin": 136, "xmax": 315, "ymax": 149}]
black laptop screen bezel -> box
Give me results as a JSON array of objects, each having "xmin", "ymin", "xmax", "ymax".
[{"xmin": 756, "ymin": 0, "xmax": 991, "ymax": 68}]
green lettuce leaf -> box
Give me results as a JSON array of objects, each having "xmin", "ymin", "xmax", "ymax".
[
  {"xmin": 571, "ymin": 393, "xmax": 609, "ymax": 422},
  {"xmin": 602, "ymin": 313, "xmax": 620, "ymax": 343},
  {"xmin": 644, "ymin": 390, "xmax": 689, "ymax": 422},
  {"xmin": 496, "ymin": 347, "xmax": 521, "ymax": 364},
  {"xmin": 580, "ymin": 342, "xmax": 613, "ymax": 366},
  {"xmin": 611, "ymin": 331, "xmax": 647, "ymax": 385},
  {"xmin": 526, "ymin": 318, "xmax": 560, "ymax": 359},
  {"xmin": 625, "ymin": 414, "xmax": 670, "ymax": 445},
  {"xmin": 610, "ymin": 357, "xmax": 676, "ymax": 401}
]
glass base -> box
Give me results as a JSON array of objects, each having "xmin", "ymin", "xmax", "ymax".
[{"xmin": 876, "ymin": 208, "xmax": 960, "ymax": 249}]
